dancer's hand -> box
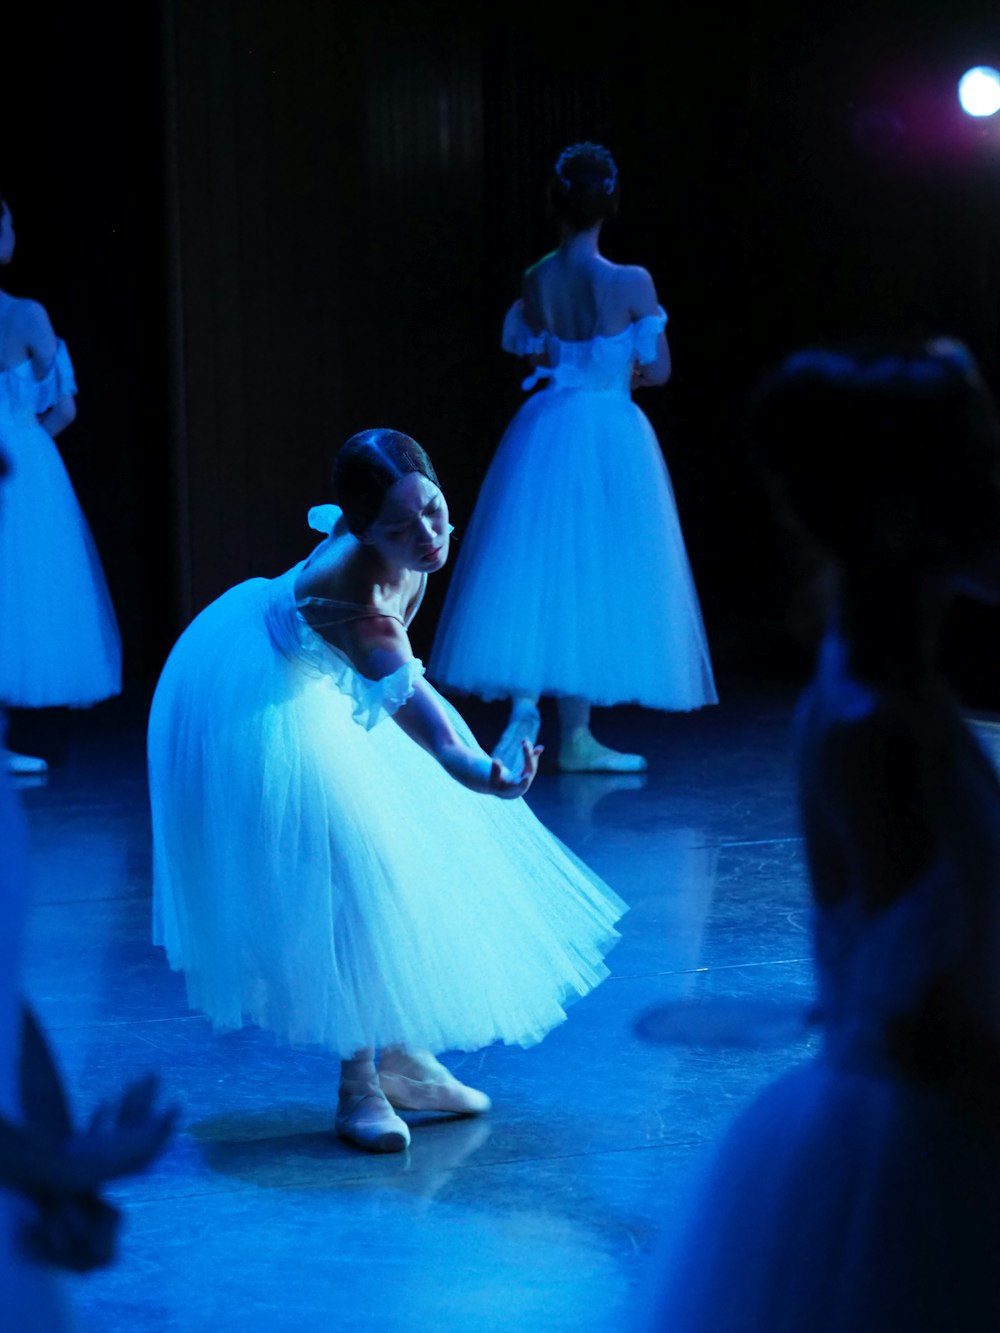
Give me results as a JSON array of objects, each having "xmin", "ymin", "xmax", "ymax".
[
  {"xmin": 69, "ymin": 1074, "xmax": 178, "ymax": 1190},
  {"xmin": 21, "ymin": 1192, "xmax": 121, "ymax": 1274},
  {"xmin": 15, "ymin": 1010, "xmax": 178, "ymax": 1200},
  {"xmin": 13, "ymin": 1073, "xmax": 176, "ymax": 1275},
  {"xmin": 488, "ymin": 741, "xmax": 543, "ymax": 798}
]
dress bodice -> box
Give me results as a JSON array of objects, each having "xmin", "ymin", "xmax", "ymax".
[
  {"xmin": 261, "ymin": 508, "xmax": 425, "ymax": 730},
  {"xmin": 798, "ymin": 637, "xmax": 1000, "ymax": 1088},
  {"xmin": 502, "ymin": 299, "xmax": 667, "ymax": 395}
]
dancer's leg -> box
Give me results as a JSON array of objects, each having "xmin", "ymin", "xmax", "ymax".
[
  {"xmin": 557, "ymin": 694, "xmax": 590, "ymax": 736},
  {"xmin": 557, "ymin": 695, "xmax": 647, "ymax": 773},
  {"xmin": 336, "ymin": 1048, "xmax": 410, "ymax": 1152}
]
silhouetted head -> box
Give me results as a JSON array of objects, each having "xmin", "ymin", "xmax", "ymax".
[
  {"xmin": 547, "ymin": 142, "xmax": 620, "ymax": 233},
  {"xmin": 745, "ymin": 338, "xmax": 1000, "ymax": 577},
  {"xmin": 331, "ymin": 428, "xmax": 440, "ymax": 536}
]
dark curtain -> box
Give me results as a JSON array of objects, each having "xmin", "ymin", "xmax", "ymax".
[{"xmin": 8, "ymin": 0, "xmax": 994, "ymax": 696}]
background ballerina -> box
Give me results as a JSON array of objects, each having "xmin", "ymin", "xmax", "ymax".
[
  {"xmin": 0, "ymin": 192, "xmax": 121, "ymax": 774},
  {"xmin": 429, "ymin": 142, "xmax": 717, "ymax": 773}
]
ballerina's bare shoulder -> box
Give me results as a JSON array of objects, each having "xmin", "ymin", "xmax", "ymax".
[
  {"xmin": 294, "ymin": 522, "xmax": 425, "ymax": 673},
  {"xmin": 522, "ymin": 253, "xmax": 660, "ymax": 341}
]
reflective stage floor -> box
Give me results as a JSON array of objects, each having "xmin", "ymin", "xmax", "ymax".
[{"xmin": 15, "ymin": 681, "xmax": 875, "ymax": 1331}]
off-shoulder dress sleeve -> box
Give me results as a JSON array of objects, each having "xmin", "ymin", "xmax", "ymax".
[
  {"xmin": 301, "ymin": 612, "xmax": 426, "ymax": 728},
  {"xmin": 266, "ymin": 567, "xmax": 426, "ymax": 731},
  {"xmin": 335, "ymin": 656, "xmax": 426, "ymax": 730},
  {"xmin": 501, "ymin": 300, "xmax": 546, "ymax": 357},
  {"xmin": 34, "ymin": 339, "xmax": 77, "ymax": 414},
  {"xmin": 633, "ymin": 306, "xmax": 668, "ymax": 366}
]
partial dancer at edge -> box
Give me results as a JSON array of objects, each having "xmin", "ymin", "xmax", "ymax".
[
  {"xmin": 0, "ymin": 736, "xmax": 175, "ymax": 1330},
  {"xmin": 149, "ymin": 429, "xmax": 626, "ymax": 1154},
  {"xmin": 0, "ymin": 447, "xmax": 173, "ymax": 1330},
  {"xmin": 429, "ymin": 142, "xmax": 716, "ymax": 773},
  {"xmin": 642, "ymin": 338, "xmax": 1000, "ymax": 1331},
  {"xmin": 0, "ymin": 192, "xmax": 121, "ymax": 774}
]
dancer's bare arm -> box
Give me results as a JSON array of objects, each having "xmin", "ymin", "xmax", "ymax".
[
  {"xmin": 16, "ymin": 300, "xmax": 76, "ymax": 436},
  {"xmin": 625, "ymin": 266, "xmax": 671, "ymax": 388},
  {"xmin": 353, "ymin": 619, "xmax": 541, "ymax": 798}
]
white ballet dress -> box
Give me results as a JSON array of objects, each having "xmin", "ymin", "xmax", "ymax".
[
  {"xmin": 428, "ymin": 300, "xmax": 717, "ymax": 709},
  {"xmin": 148, "ymin": 507, "xmax": 626, "ymax": 1058},
  {"xmin": 0, "ymin": 294, "xmax": 121, "ymax": 707},
  {"xmin": 640, "ymin": 638, "xmax": 1000, "ymax": 1332}
]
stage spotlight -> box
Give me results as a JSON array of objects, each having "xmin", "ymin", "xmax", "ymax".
[{"xmin": 958, "ymin": 66, "xmax": 1000, "ymax": 117}]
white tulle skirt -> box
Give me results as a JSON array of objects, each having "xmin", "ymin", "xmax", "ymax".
[
  {"xmin": 639, "ymin": 1058, "xmax": 1000, "ymax": 1332},
  {"xmin": 0, "ymin": 411, "xmax": 120, "ymax": 707},
  {"xmin": 149, "ymin": 572, "xmax": 626, "ymax": 1058},
  {"xmin": 429, "ymin": 387, "xmax": 717, "ymax": 709}
]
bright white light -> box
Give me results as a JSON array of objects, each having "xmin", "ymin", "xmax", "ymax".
[{"xmin": 958, "ymin": 66, "xmax": 1000, "ymax": 117}]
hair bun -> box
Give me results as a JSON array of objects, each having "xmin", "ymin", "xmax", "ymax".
[
  {"xmin": 553, "ymin": 142, "xmax": 618, "ymax": 195},
  {"xmin": 549, "ymin": 142, "xmax": 620, "ymax": 231}
]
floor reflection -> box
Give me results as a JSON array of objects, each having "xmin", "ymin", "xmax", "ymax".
[{"xmin": 191, "ymin": 1105, "xmax": 494, "ymax": 1206}]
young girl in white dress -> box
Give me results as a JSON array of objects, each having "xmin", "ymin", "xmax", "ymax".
[
  {"xmin": 0, "ymin": 193, "xmax": 121, "ymax": 774},
  {"xmin": 148, "ymin": 429, "xmax": 626, "ymax": 1153},
  {"xmin": 429, "ymin": 143, "xmax": 717, "ymax": 773},
  {"xmin": 641, "ymin": 338, "xmax": 1000, "ymax": 1331}
]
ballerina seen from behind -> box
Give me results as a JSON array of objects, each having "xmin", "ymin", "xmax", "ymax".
[
  {"xmin": 0, "ymin": 192, "xmax": 121, "ymax": 775},
  {"xmin": 428, "ymin": 142, "xmax": 717, "ymax": 773}
]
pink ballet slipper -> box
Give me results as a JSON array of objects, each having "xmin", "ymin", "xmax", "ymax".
[
  {"xmin": 378, "ymin": 1051, "xmax": 492, "ymax": 1115},
  {"xmin": 335, "ymin": 1080, "xmax": 410, "ymax": 1153}
]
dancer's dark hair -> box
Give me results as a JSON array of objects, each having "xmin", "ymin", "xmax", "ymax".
[
  {"xmin": 744, "ymin": 337, "xmax": 1000, "ymax": 571},
  {"xmin": 332, "ymin": 428, "xmax": 439, "ymax": 535},
  {"xmin": 547, "ymin": 142, "xmax": 620, "ymax": 232}
]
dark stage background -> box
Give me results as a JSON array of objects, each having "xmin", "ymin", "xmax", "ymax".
[{"xmin": 5, "ymin": 0, "xmax": 1000, "ymax": 705}]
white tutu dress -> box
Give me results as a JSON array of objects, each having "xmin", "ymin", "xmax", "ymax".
[
  {"xmin": 149, "ymin": 508, "xmax": 626, "ymax": 1058},
  {"xmin": 0, "ymin": 294, "xmax": 121, "ymax": 707},
  {"xmin": 641, "ymin": 638, "xmax": 1000, "ymax": 1332},
  {"xmin": 429, "ymin": 301, "xmax": 717, "ymax": 709}
]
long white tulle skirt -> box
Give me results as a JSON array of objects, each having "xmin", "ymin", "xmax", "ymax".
[
  {"xmin": 639, "ymin": 1058, "xmax": 1000, "ymax": 1332},
  {"xmin": 149, "ymin": 576, "xmax": 626, "ymax": 1058},
  {"xmin": 429, "ymin": 387, "xmax": 717, "ymax": 708},
  {"xmin": 0, "ymin": 410, "xmax": 120, "ymax": 707}
]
